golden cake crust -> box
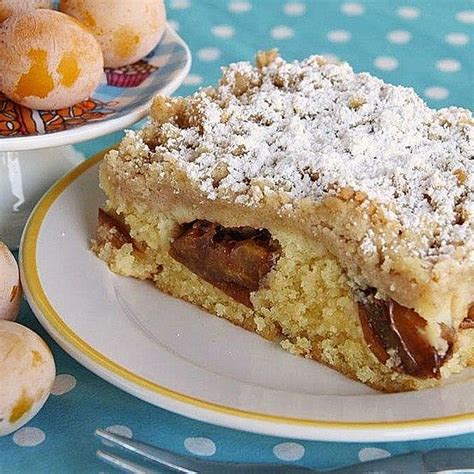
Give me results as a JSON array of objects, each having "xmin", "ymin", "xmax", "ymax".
[{"xmin": 93, "ymin": 51, "xmax": 474, "ymax": 392}]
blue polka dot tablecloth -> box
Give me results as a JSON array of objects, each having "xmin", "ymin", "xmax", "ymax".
[{"xmin": 2, "ymin": 0, "xmax": 473, "ymax": 472}]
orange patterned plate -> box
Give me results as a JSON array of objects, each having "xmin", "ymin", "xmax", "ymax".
[{"xmin": 0, "ymin": 24, "xmax": 191, "ymax": 151}]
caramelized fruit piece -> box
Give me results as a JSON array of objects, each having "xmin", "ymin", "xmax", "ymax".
[
  {"xmin": 460, "ymin": 305, "xmax": 474, "ymax": 329},
  {"xmin": 97, "ymin": 208, "xmax": 134, "ymax": 249},
  {"xmin": 358, "ymin": 301, "xmax": 390, "ymax": 365},
  {"xmin": 358, "ymin": 296, "xmax": 453, "ymax": 379},
  {"xmin": 96, "ymin": 208, "xmax": 145, "ymax": 253},
  {"xmin": 169, "ymin": 220, "xmax": 281, "ymax": 307}
]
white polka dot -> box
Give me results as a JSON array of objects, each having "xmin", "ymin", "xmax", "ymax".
[
  {"xmin": 374, "ymin": 56, "xmax": 399, "ymax": 71},
  {"xmin": 341, "ymin": 3, "xmax": 365, "ymax": 16},
  {"xmin": 456, "ymin": 10, "xmax": 474, "ymax": 24},
  {"xmin": 273, "ymin": 442, "xmax": 305, "ymax": 461},
  {"xmin": 358, "ymin": 447, "xmax": 391, "ymax": 462},
  {"xmin": 168, "ymin": 20, "xmax": 180, "ymax": 31},
  {"xmin": 229, "ymin": 1, "xmax": 252, "ymax": 13},
  {"xmin": 445, "ymin": 32, "xmax": 470, "ymax": 46},
  {"xmin": 424, "ymin": 86, "xmax": 449, "ymax": 100},
  {"xmin": 284, "ymin": 2, "xmax": 306, "ymax": 16},
  {"xmin": 170, "ymin": 0, "xmax": 190, "ymax": 9},
  {"xmin": 197, "ymin": 47, "xmax": 221, "ymax": 62},
  {"xmin": 184, "ymin": 437, "xmax": 216, "ymax": 456},
  {"xmin": 397, "ymin": 6, "xmax": 420, "ymax": 19},
  {"xmin": 271, "ymin": 25, "xmax": 294, "ymax": 40},
  {"xmin": 436, "ymin": 58, "xmax": 461, "ymax": 73},
  {"xmin": 387, "ymin": 30, "xmax": 411, "ymax": 44},
  {"xmin": 327, "ymin": 30, "xmax": 351, "ymax": 43},
  {"xmin": 13, "ymin": 427, "xmax": 45, "ymax": 447},
  {"xmin": 51, "ymin": 374, "xmax": 77, "ymax": 396},
  {"xmin": 211, "ymin": 25, "xmax": 235, "ymax": 39},
  {"xmin": 102, "ymin": 425, "xmax": 133, "ymax": 447},
  {"xmin": 183, "ymin": 74, "xmax": 203, "ymax": 86}
]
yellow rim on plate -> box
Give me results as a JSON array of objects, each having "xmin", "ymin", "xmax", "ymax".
[{"xmin": 21, "ymin": 148, "xmax": 474, "ymax": 432}]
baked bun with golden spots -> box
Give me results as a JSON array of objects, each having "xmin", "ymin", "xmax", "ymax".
[
  {"xmin": 0, "ymin": 9, "xmax": 103, "ymax": 110},
  {"xmin": 0, "ymin": 321, "xmax": 55, "ymax": 436},
  {"xmin": 59, "ymin": 0, "xmax": 166, "ymax": 68},
  {"xmin": 0, "ymin": 0, "xmax": 52, "ymax": 23}
]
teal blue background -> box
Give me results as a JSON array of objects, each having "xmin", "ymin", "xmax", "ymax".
[
  {"xmin": 174, "ymin": 0, "xmax": 473, "ymax": 109},
  {"xmin": 1, "ymin": 0, "xmax": 473, "ymax": 472}
]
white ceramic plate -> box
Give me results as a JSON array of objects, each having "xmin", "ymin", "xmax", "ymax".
[{"xmin": 20, "ymin": 151, "xmax": 474, "ymax": 442}]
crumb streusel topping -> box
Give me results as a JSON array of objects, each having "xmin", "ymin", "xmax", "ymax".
[{"xmin": 133, "ymin": 54, "xmax": 473, "ymax": 258}]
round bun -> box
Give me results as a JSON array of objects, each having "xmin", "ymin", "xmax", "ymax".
[
  {"xmin": 0, "ymin": 0, "xmax": 52, "ymax": 23},
  {"xmin": 0, "ymin": 321, "xmax": 55, "ymax": 436},
  {"xmin": 0, "ymin": 9, "xmax": 104, "ymax": 110},
  {"xmin": 0, "ymin": 242, "xmax": 21, "ymax": 322},
  {"xmin": 59, "ymin": 0, "xmax": 166, "ymax": 68}
]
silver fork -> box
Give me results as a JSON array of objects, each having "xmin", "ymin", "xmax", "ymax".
[
  {"xmin": 95, "ymin": 429, "xmax": 474, "ymax": 473},
  {"xmin": 95, "ymin": 429, "xmax": 310, "ymax": 473}
]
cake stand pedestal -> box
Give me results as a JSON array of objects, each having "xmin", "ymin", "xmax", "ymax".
[{"xmin": 0, "ymin": 146, "xmax": 84, "ymax": 249}]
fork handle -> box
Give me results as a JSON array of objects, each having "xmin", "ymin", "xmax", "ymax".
[{"xmin": 202, "ymin": 464, "xmax": 312, "ymax": 473}]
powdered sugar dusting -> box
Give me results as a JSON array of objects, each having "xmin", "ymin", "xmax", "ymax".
[{"xmin": 143, "ymin": 54, "xmax": 473, "ymax": 259}]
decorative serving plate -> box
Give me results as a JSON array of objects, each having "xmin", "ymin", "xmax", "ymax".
[{"xmin": 0, "ymin": 24, "xmax": 191, "ymax": 151}]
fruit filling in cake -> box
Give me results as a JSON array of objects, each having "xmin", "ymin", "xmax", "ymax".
[
  {"xmin": 92, "ymin": 50, "xmax": 474, "ymax": 392},
  {"xmin": 169, "ymin": 220, "xmax": 281, "ymax": 307}
]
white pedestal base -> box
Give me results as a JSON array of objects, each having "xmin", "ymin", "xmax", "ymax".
[{"xmin": 0, "ymin": 146, "xmax": 84, "ymax": 249}]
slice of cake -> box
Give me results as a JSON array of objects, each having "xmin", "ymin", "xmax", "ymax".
[{"xmin": 92, "ymin": 51, "xmax": 474, "ymax": 392}]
